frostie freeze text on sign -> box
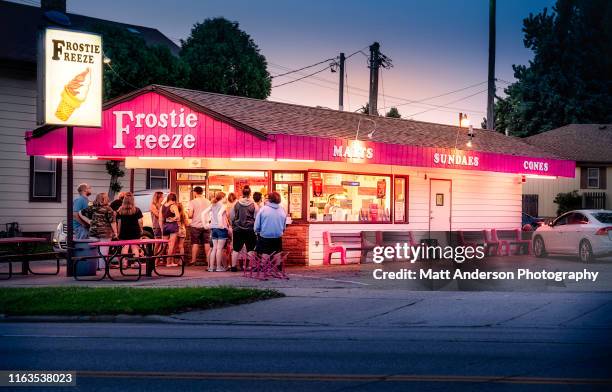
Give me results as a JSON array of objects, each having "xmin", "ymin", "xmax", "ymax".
[
  {"xmin": 51, "ymin": 40, "xmax": 101, "ymax": 64},
  {"xmin": 113, "ymin": 109, "xmax": 197, "ymax": 150}
]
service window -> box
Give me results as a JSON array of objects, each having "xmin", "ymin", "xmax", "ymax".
[
  {"xmin": 274, "ymin": 172, "xmax": 305, "ymax": 220},
  {"xmin": 308, "ymin": 172, "xmax": 391, "ymax": 222},
  {"xmin": 275, "ymin": 183, "xmax": 304, "ymax": 220}
]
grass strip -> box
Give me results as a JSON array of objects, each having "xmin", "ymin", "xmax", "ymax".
[{"xmin": 0, "ymin": 286, "xmax": 283, "ymax": 316}]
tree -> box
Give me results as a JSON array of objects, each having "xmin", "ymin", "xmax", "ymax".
[
  {"xmin": 180, "ymin": 18, "xmax": 271, "ymax": 99},
  {"xmin": 494, "ymin": 0, "xmax": 612, "ymax": 137},
  {"xmin": 358, "ymin": 102, "xmax": 378, "ymax": 115},
  {"xmin": 90, "ymin": 24, "xmax": 188, "ymax": 194},
  {"xmin": 92, "ymin": 24, "xmax": 188, "ymax": 101},
  {"xmin": 105, "ymin": 161, "xmax": 125, "ymax": 200},
  {"xmin": 385, "ymin": 107, "xmax": 401, "ymax": 118}
]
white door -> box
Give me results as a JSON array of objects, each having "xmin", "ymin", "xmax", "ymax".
[{"xmin": 430, "ymin": 180, "xmax": 451, "ymax": 231}]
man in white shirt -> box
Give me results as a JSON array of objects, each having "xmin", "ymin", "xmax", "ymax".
[{"xmin": 187, "ymin": 186, "xmax": 211, "ymax": 266}]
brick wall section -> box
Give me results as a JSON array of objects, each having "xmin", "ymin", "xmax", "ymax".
[
  {"xmin": 282, "ymin": 223, "xmax": 309, "ymax": 265},
  {"xmin": 180, "ymin": 224, "xmax": 309, "ymax": 265}
]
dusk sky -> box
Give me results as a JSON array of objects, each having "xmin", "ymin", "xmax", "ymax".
[{"xmin": 53, "ymin": 0, "xmax": 555, "ymax": 126}]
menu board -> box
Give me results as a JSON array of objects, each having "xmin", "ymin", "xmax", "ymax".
[
  {"xmin": 324, "ymin": 185, "xmax": 346, "ymax": 195},
  {"xmin": 358, "ymin": 187, "xmax": 377, "ymax": 196},
  {"xmin": 395, "ymin": 201, "xmax": 405, "ymax": 222},
  {"xmin": 234, "ymin": 178, "xmax": 249, "ymax": 194},
  {"xmin": 376, "ymin": 179, "xmax": 387, "ymax": 199},
  {"xmin": 289, "ymin": 185, "xmax": 303, "ymax": 219},
  {"xmin": 311, "ymin": 178, "xmax": 323, "ymax": 197},
  {"xmin": 178, "ymin": 185, "xmax": 191, "ymax": 210}
]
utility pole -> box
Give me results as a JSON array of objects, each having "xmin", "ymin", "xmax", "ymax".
[
  {"xmin": 368, "ymin": 42, "xmax": 380, "ymax": 116},
  {"xmin": 367, "ymin": 42, "xmax": 392, "ymax": 116},
  {"xmin": 338, "ymin": 52, "xmax": 345, "ymax": 111},
  {"xmin": 486, "ymin": 0, "xmax": 496, "ymax": 130}
]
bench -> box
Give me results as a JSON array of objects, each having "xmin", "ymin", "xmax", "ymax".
[
  {"xmin": 377, "ymin": 231, "xmax": 418, "ymax": 261},
  {"xmin": 0, "ymin": 252, "xmax": 62, "ymax": 280},
  {"xmin": 322, "ymin": 231, "xmax": 375, "ymax": 265},
  {"xmin": 457, "ymin": 230, "xmax": 499, "ymax": 256},
  {"xmin": 492, "ymin": 229, "xmax": 531, "ymax": 255}
]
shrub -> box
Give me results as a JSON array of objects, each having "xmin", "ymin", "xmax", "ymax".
[{"xmin": 553, "ymin": 190, "xmax": 581, "ymax": 216}]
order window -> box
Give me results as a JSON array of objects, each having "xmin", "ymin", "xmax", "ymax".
[{"xmin": 308, "ymin": 172, "xmax": 391, "ymax": 222}]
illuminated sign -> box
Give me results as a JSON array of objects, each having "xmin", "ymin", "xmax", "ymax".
[
  {"xmin": 433, "ymin": 152, "xmax": 480, "ymax": 167},
  {"xmin": 38, "ymin": 28, "xmax": 103, "ymax": 127},
  {"xmin": 333, "ymin": 144, "xmax": 374, "ymax": 159},
  {"xmin": 523, "ymin": 160, "xmax": 549, "ymax": 172},
  {"xmin": 112, "ymin": 109, "xmax": 198, "ymax": 150}
]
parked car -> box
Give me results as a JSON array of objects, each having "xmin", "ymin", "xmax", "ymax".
[
  {"xmin": 52, "ymin": 189, "xmax": 169, "ymax": 252},
  {"xmin": 532, "ymin": 209, "xmax": 612, "ymax": 262},
  {"xmin": 522, "ymin": 212, "xmax": 545, "ymax": 230}
]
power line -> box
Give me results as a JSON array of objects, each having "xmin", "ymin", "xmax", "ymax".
[
  {"xmin": 271, "ymin": 64, "xmax": 335, "ymax": 88},
  {"xmin": 271, "ymin": 57, "xmax": 337, "ymax": 79},
  {"xmin": 380, "ymin": 68, "xmax": 386, "ymax": 114},
  {"xmin": 269, "ymin": 63, "xmax": 484, "ymax": 113},
  {"xmin": 378, "ymin": 80, "xmax": 488, "ymax": 110},
  {"xmin": 345, "ymin": 69, "xmax": 351, "ymax": 112},
  {"xmin": 105, "ymin": 61, "xmax": 139, "ymax": 90},
  {"xmin": 406, "ymin": 89, "xmax": 488, "ymax": 118},
  {"xmin": 269, "ymin": 45, "xmax": 366, "ymax": 80}
]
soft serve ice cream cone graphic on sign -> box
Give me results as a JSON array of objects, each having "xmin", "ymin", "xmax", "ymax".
[{"xmin": 54, "ymin": 67, "xmax": 91, "ymax": 121}]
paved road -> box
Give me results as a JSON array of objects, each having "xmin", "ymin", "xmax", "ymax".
[{"xmin": 2, "ymin": 292, "xmax": 612, "ymax": 391}]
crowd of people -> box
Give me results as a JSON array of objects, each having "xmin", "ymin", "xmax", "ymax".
[{"xmin": 72, "ymin": 182, "xmax": 287, "ymax": 271}]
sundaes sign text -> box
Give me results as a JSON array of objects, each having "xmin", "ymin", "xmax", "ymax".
[{"xmin": 433, "ymin": 152, "xmax": 480, "ymax": 167}]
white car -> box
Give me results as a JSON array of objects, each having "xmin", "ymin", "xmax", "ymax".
[
  {"xmin": 52, "ymin": 189, "xmax": 169, "ymax": 252},
  {"xmin": 533, "ymin": 209, "xmax": 612, "ymax": 262}
]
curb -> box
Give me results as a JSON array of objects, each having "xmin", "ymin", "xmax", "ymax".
[{"xmin": 0, "ymin": 314, "xmax": 181, "ymax": 324}]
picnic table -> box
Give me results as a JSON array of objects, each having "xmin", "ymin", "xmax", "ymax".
[
  {"xmin": 81, "ymin": 238, "xmax": 180, "ymax": 281},
  {"xmin": 0, "ymin": 237, "xmax": 50, "ymax": 277}
]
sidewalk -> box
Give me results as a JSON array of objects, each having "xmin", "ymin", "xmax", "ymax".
[
  {"xmin": 1, "ymin": 255, "xmax": 612, "ymax": 292},
  {"xmin": 173, "ymin": 289, "xmax": 612, "ymax": 329}
]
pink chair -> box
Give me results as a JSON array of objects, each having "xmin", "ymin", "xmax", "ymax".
[{"xmin": 322, "ymin": 231, "xmax": 347, "ymax": 265}]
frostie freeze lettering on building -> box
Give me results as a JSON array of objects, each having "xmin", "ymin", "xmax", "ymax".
[{"xmin": 113, "ymin": 109, "xmax": 198, "ymax": 150}]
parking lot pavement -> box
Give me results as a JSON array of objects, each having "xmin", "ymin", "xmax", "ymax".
[{"xmin": 1, "ymin": 255, "xmax": 611, "ymax": 293}]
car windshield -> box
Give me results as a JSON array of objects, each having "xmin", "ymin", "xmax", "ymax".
[{"xmin": 591, "ymin": 212, "xmax": 612, "ymax": 224}]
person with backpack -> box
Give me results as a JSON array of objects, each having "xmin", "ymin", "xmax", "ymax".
[{"xmin": 230, "ymin": 185, "xmax": 257, "ymax": 272}]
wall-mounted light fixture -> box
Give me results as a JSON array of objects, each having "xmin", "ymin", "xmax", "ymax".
[{"xmin": 355, "ymin": 117, "xmax": 377, "ymax": 140}]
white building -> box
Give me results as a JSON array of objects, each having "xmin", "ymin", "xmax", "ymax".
[{"xmin": 0, "ymin": 0, "xmax": 178, "ymax": 235}]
